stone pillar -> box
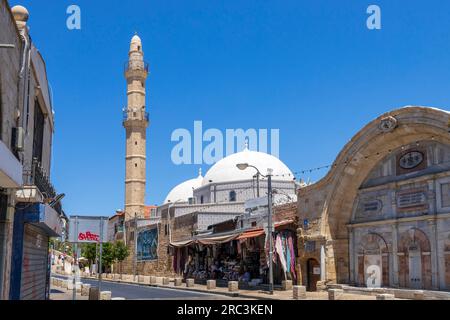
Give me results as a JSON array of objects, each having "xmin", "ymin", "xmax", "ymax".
[
  {"xmin": 292, "ymin": 285, "xmax": 307, "ymax": 300},
  {"xmin": 89, "ymin": 287, "xmax": 100, "ymax": 300},
  {"xmin": 282, "ymin": 280, "xmax": 293, "ymax": 291},
  {"xmin": 207, "ymin": 280, "xmax": 216, "ymax": 290},
  {"xmin": 174, "ymin": 278, "xmax": 183, "ymax": 286},
  {"xmin": 143, "ymin": 275, "xmax": 151, "ymax": 284},
  {"xmin": 328, "ymin": 288, "xmax": 343, "ymax": 300},
  {"xmin": 428, "ymin": 219, "xmax": 439, "ymax": 290},
  {"xmin": 150, "ymin": 276, "xmax": 157, "ymax": 284},
  {"xmin": 100, "ymin": 291, "xmax": 112, "ymax": 300},
  {"xmin": 162, "ymin": 277, "xmax": 170, "ymax": 285},
  {"xmin": 228, "ymin": 281, "xmax": 239, "ymax": 292},
  {"xmin": 348, "ymin": 227, "xmax": 355, "ymax": 284},
  {"xmin": 138, "ymin": 275, "xmax": 145, "ymax": 283},
  {"xmin": 186, "ymin": 278, "xmax": 195, "ymax": 287},
  {"xmin": 391, "ymin": 224, "xmax": 399, "ymax": 287},
  {"xmin": 81, "ymin": 284, "xmax": 91, "ymax": 296}
]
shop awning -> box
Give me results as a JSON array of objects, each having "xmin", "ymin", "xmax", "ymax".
[
  {"xmin": 236, "ymin": 228, "xmax": 265, "ymax": 240},
  {"xmin": 169, "ymin": 239, "xmax": 195, "ymax": 248},
  {"xmin": 275, "ymin": 219, "xmax": 295, "ymax": 228},
  {"xmin": 197, "ymin": 234, "xmax": 239, "ymax": 245}
]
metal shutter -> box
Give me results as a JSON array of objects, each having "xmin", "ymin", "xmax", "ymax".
[{"xmin": 20, "ymin": 223, "xmax": 49, "ymax": 300}]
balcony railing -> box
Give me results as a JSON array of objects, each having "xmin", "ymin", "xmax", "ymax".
[
  {"xmin": 124, "ymin": 61, "xmax": 149, "ymax": 73},
  {"xmin": 22, "ymin": 158, "xmax": 62, "ymax": 215},
  {"xmin": 123, "ymin": 109, "xmax": 149, "ymax": 122}
]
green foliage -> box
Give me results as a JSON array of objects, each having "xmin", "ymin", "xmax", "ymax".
[
  {"xmin": 113, "ymin": 241, "xmax": 129, "ymax": 263},
  {"xmin": 81, "ymin": 243, "xmax": 97, "ymax": 265},
  {"xmin": 101, "ymin": 242, "xmax": 115, "ymax": 269}
]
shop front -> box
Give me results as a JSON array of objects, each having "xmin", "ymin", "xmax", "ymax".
[
  {"xmin": 170, "ymin": 220, "xmax": 298, "ymax": 289},
  {"xmin": 10, "ymin": 203, "xmax": 63, "ymax": 300}
]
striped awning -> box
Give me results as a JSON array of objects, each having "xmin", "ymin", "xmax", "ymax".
[{"xmin": 236, "ymin": 228, "xmax": 265, "ymax": 240}]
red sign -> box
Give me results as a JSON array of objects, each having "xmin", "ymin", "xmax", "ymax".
[{"xmin": 78, "ymin": 231, "xmax": 100, "ymax": 242}]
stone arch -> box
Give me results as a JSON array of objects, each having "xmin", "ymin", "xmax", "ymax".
[
  {"xmin": 310, "ymin": 106, "xmax": 450, "ymax": 283},
  {"xmin": 356, "ymin": 232, "xmax": 389, "ymax": 286},
  {"xmin": 397, "ymin": 227, "xmax": 432, "ymax": 289}
]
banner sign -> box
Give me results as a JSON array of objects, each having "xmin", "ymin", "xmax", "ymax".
[
  {"xmin": 68, "ymin": 216, "xmax": 109, "ymax": 243},
  {"xmin": 136, "ymin": 227, "xmax": 158, "ymax": 261}
]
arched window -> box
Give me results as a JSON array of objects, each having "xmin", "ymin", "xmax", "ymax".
[
  {"xmin": 229, "ymin": 191, "xmax": 236, "ymax": 202},
  {"xmin": 200, "ymin": 195, "xmax": 204, "ymax": 204}
]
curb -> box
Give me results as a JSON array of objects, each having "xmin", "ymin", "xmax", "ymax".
[{"xmin": 77, "ymin": 275, "xmax": 286, "ymax": 300}]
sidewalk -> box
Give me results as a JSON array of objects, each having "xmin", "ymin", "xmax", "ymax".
[
  {"xmin": 50, "ymin": 284, "xmax": 88, "ymax": 300},
  {"xmin": 77, "ymin": 274, "xmax": 377, "ymax": 300}
]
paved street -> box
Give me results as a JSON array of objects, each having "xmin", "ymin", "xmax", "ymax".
[{"xmin": 52, "ymin": 274, "xmax": 233, "ymax": 300}]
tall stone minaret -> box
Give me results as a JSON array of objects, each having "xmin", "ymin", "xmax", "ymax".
[{"xmin": 123, "ymin": 34, "xmax": 149, "ymax": 221}]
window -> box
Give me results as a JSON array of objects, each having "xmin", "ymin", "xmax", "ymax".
[
  {"xmin": 229, "ymin": 191, "xmax": 236, "ymax": 202},
  {"xmin": 200, "ymin": 195, "xmax": 204, "ymax": 204},
  {"xmin": 32, "ymin": 99, "xmax": 45, "ymax": 163}
]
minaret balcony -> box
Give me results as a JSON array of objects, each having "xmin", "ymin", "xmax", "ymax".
[
  {"xmin": 123, "ymin": 109, "xmax": 149, "ymax": 122},
  {"xmin": 124, "ymin": 61, "xmax": 149, "ymax": 78}
]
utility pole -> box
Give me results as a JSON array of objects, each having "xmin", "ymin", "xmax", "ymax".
[
  {"xmin": 267, "ymin": 168, "xmax": 274, "ymax": 295},
  {"xmin": 133, "ymin": 212, "xmax": 138, "ymax": 281},
  {"xmin": 98, "ymin": 218, "xmax": 104, "ymax": 293}
]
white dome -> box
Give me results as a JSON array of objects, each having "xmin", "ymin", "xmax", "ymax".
[
  {"xmin": 202, "ymin": 148, "xmax": 294, "ymax": 186},
  {"xmin": 164, "ymin": 170, "xmax": 203, "ymax": 204}
]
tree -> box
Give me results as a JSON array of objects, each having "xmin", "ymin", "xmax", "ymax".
[
  {"xmin": 101, "ymin": 242, "xmax": 115, "ymax": 272},
  {"xmin": 81, "ymin": 243, "xmax": 97, "ymax": 268},
  {"xmin": 113, "ymin": 241, "xmax": 129, "ymax": 275}
]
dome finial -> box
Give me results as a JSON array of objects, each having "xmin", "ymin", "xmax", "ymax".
[{"xmin": 244, "ymin": 138, "xmax": 249, "ymax": 151}]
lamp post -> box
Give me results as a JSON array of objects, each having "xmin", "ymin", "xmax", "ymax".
[{"xmin": 236, "ymin": 163, "xmax": 274, "ymax": 295}]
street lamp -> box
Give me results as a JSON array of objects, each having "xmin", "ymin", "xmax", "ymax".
[{"xmin": 236, "ymin": 163, "xmax": 274, "ymax": 295}]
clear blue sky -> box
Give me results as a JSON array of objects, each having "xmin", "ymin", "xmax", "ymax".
[{"xmin": 12, "ymin": 0, "xmax": 450, "ymax": 215}]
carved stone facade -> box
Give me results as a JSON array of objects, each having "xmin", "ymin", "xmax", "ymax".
[{"xmin": 297, "ymin": 106, "xmax": 450, "ymax": 291}]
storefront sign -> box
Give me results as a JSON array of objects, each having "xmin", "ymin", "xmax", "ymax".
[{"xmin": 68, "ymin": 216, "xmax": 108, "ymax": 243}]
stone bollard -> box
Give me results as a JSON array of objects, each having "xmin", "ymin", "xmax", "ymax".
[
  {"xmin": 112, "ymin": 297, "xmax": 126, "ymax": 300},
  {"xmin": 76, "ymin": 282, "xmax": 82, "ymax": 293},
  {"xmin": 174, "ymin": 278, "xmax": 183, "ymax": 286},
  {"xmin": 107, "ymin": 274, "xmax": 113, "ymax": 279},
  {"xmin": 100, "ymin": 291, "xmax": 112, "ymax": 300},
  {"xmin": 89, "ymin": 286, "xmax": 100, "ymax": 300},
  {"xmin": 143, "ymin": 276, "xmax": 151, "ymax": 284},
  {"xmin": 81, "ymin": 284, "xmax": 91, "ymax": 296},
  {"xmin": 282, "ymin": 280, "xmax": 293, "ymax": 291},
  {"xmin": 376, "ymin": 294, "xmax": 395, "ymax": 300},
  {"xmin": 55, "ymin": 278, "xmax": 62, "ymax": 287},
  {"xmin": 228, "ymin": 281, "xmax": 239, "ymax": 292},
  {"xmin": 114, "ymin": 274, "xmax": 121, "ymax": 280},
  {"xmin": 328, "ymin": 288, "xmax": 344, "ymax": 300},
  {"xmin": 162, "ymin": 277, "xmax": 170, "ymax": 285},
  {"xmin": 413, "ymin": 290, "xmax": 424, "ymax": 300},
  {"xmin": 150, "ymin": 276, "xmax": 157, "ymax": 285},
  {"xmin": 207, "ymin": 280, "xmax": 216, "ymax": 290},
  {"xmin": 186, "ymin": 278, "xmax": 195, "ymax": 287},
  {"xmin": 67, "ymin": 280, "xmax": 74, "ymax": 290},
  {"xmin": 293, "ymin": 285, "xmax": 307, "ymax": 300},
  {"xmin": 138, "ymin": 275, "xmax": 145, "ymax": 283}
]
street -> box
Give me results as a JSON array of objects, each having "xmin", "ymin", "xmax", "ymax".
[{"xmin": 52, "ymin": 274, "xmax": 233, "ymax": 300}]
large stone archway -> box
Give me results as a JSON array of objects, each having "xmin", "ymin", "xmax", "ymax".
[{"xmin": 298, "ymin": 106, "xmax": 450, "ymax": 284}]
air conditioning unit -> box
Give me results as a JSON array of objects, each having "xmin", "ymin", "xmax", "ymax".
[{"xmin": 12, "ymin": 127, "xmax": 25, "ymax": 152}]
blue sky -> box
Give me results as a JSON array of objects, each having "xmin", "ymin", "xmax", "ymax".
[{"xmin": 11, "ymin": 0, "xmax": 450, "ymax": 215}]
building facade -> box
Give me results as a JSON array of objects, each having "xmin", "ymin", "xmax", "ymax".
[
  {"xmin": 0, "ymin": 1, "xmax": 64, "ymax": 300},
  {"xmin": 297, "ymin": 106, "xmax": 450, "ymax": 291}
]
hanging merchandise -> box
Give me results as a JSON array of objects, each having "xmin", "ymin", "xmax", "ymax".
[
  {"xmin": 288, "ymin": 234, "xmax": 297, "ymax": 281},
  {"xmin": 284, "ymin": 233, "xmax": 291, "ymax": 274},
  {"xmin": 275, "ymin": 234, "xmax": 287, "ymax": 272}
]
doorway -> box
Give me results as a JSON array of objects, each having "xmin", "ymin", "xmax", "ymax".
[
  {"xmin": 408, "ymin": 250, "xmax": 422, "ymax": 289},
  {"xmin": 306, "ymin": 258, "xmax": 320, "ymax": 291}
]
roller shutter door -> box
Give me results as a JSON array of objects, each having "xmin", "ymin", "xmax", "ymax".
[{"xmin": 20, "ymin": 223, "xmax": 49, "ymax": 300}]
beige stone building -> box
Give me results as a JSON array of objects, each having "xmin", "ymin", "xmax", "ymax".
[
  {"xmin": 0, "ymin": 1, "xmax": 65, "ymax": 300},
  {"xmin": 297, "ymin": 106, "xmax": 450, "ymax": 292}
]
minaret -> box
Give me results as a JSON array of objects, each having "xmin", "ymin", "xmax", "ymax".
[{"xmin": 123, "ymin": 34, "xmax": 149, "ymax": 221}]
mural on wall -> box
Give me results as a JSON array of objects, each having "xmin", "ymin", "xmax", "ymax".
[{"xmin": 136, "ymin": 227, "xmax": 158, "ymax": 261}]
